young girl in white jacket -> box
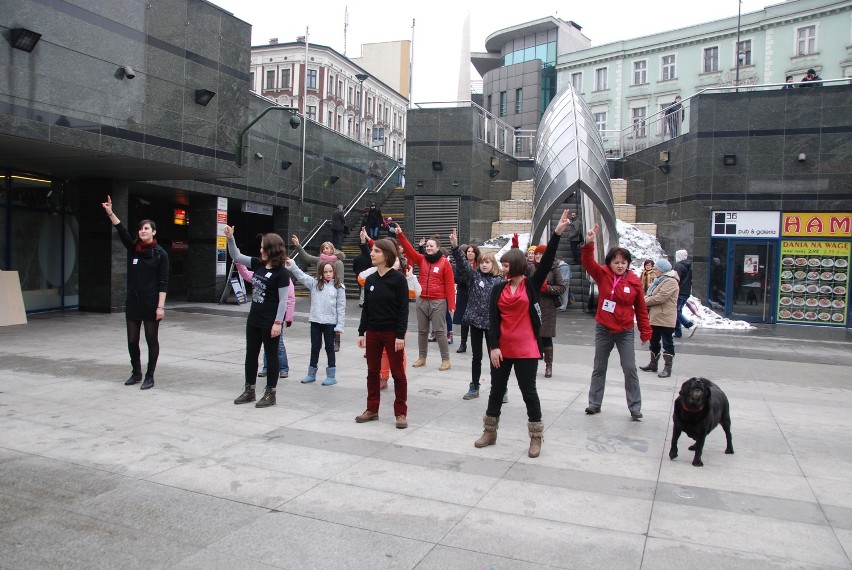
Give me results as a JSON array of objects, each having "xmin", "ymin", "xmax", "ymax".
[{"xmin": 285, "ymin": 259, "xmax": 346, "ymax": 385}]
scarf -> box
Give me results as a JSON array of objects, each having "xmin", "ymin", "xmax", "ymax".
[
  {"xmin": 319, "ymin": 253, "xmax": 338, "ymax": 263},
  {"xmin": 135, "ymin": 239, "xmax": 158, "ymax": 254},
  {"xmin": 646, "ymin": 274, "xmax": 668, "ymax": 296},
  {"xmin": 424, "ymin": 250, "xmax": 443, "ymax": 264}
]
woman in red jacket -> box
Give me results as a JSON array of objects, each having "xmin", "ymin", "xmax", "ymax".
[
  {"xmin": 581, "ymin": 223, "xmax": 652, "ymax": 420},
  {"xmin": 396, "ymin": 225, "xmax": 456, "ymax": 371}
]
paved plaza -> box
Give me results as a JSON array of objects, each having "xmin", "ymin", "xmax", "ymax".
[{"xmin": 1, "ymin": 299, "xmax": 851, "ymax": 569}]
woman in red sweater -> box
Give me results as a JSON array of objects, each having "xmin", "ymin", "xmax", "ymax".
[
  {"xmin": 581, "ymin": 223, "xmax": 652, "ymax": 419},
  {"xmin": 474, "ymin": 209, "xmax": 571, "ymax": 458}
]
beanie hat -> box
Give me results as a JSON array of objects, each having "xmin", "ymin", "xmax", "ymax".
[
  {"xmin": 675, "ymin": 249, "xmax": 688, "ymax": 262},
  {"xmin": 534, "ymin": 245, "xmax": 547, "ymax": 254},
  {"xmin": 655, "ymin": 258, "xmax": 672, "ymax": 272},
  {"xmin": 527, "ymin": 246, "xmax": 537, "ymax": 254}
]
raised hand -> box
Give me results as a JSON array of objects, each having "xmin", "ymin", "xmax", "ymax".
[
  {"xmin": 555, "ymin": 209, "xmax": 571, "ymax": 235},
  {"xmin": 291, "ymin": 234, "xmax": 300, "ymax": 246},
  {"xmin": 585, "ymin": 223, "xmax": 600, "ymax": 243},
  {"xmin": 449, "ymin": 228, "xmax": 458, "ymax": 248},
  {"xmin": 359, "ymin": 226, "xmax": 368, "ymax": 242},
  {"xmin": 223, "ymin": 225, "xmax": 234, "ymax": 238},
  {"xmin": 101, "ymin": 195, "xmax": 113, "ymax": 215}
]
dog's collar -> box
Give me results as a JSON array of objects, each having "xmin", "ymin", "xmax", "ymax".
[{"xmin": 682, "ymin": 402, "xmax": 704, "ymax": 413}]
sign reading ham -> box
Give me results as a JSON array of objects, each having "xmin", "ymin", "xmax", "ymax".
[{"xmin": 782, "ymin": 213, "xmax": 852, "ymax": 238}]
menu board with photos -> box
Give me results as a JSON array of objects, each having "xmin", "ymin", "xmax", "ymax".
[{"xmin": 777, "ymin": 240, "xmax": 850, "ymax": 325}]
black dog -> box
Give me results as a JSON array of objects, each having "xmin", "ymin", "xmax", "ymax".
[{"xmin": 669, "ymin": 377, "xmax": 734, "ymax": 467}]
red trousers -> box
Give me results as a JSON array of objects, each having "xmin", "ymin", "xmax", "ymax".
[{"xmin": 365, "ymin": 330, "xmax": 407, "ymax": 416}]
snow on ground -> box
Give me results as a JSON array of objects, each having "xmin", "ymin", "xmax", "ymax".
[{"xmin": 482, "ymin": 221, "xmax": 754, "ymax": 330}]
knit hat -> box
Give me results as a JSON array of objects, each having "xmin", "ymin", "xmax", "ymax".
[
  {"xmin": 655, "ymin": 258, "xmax": 672, "ymax": 272},
  {"xmin": 534, "ymin": 245, "xmax": 547, "ymax": 254},
  {"xmin": 527, "ymin": 246, "xmax": 537, "ymax": 254}
]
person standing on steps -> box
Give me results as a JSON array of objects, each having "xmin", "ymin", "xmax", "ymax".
[
  {"xmin": 639, "ymin": 258, "xmax": 680, "ymax": 379},
  {"xmin": 397, "ymin": 224, "xmax": 456, "ymax": 371},
  {"xmin": 101, "ymin": 196, "xmax": 169, "ymax": 391},
  {"xmin": 581, "ymin": 223, "xmax": 651, "ymax": 420},
  {"xmin": 473, "ymin": 209, "xmax": 572, "ymax": 459},
  {"xmin": 566, "ymin": 211, "xmax": 583, "ymax": 262},
  {"xmin": 225, "ymin": 226, "xmax": 291, "ymax": 408},
  {"xmin": 330, "ymin": 204, "xmax": 345, "ymax": 249}
]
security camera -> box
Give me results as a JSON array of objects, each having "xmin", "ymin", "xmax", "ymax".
[
  {"xmin": 798, "ymin": 153, "xmax": 806, "ymax": 162},
  {"xmin": 289, "ymin": 115, "xmax": 301, "ymax": 129},
  {"xmin": 122, "ymin": 65, "xmax": 136, "ymax": 79},
  {"xmin": 737, "ymin": 52, "xmax": 746, "ymax": 63},
  {"xmin": 254, "ymin": 152, "xmax": 263, "ymax": 160}
]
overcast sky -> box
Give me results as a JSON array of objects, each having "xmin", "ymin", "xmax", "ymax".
[{"xmin": 211, "ymin": 0, "xmax": 768, "ymax": 102}]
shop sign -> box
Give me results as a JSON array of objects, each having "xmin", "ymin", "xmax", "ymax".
[
  {"xmin": 777, "ymin": 240, "xmax": 849, "ymax": 326},
  {"xmin": 711, "ymin": 211, "xmax": 779, "ymax": 238},
  {"xmin": 242, "ymin": 201, "xmax": 273, "ymax": 216},
  {"xmin": 171, "ymin": 240, "xmax": 189, "ymax": 252},
  {"xmin": 782, "ymin": 213, "xmax": 852, "ymax": 237}
]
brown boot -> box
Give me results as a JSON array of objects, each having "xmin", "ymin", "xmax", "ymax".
[
  {"xmin": 234, "ymin": 385, "xmax": 256, "ymax": 404},
  {"xmin": 474, "ymin": 416, "xmax": 499, "ymax": 448},
  {"xmin": 355, "ymin": 409, "xmax": 379, "ymax": 423},
  {"xmin": 658, "ymin": 353, "xmax": 673, "ymax": 378},
  {"xmin": 639, "ymin": 352, "xmax": 660, "ymax": 372},
  {"xmin": 528, "ymin": 421, "xmax": 544, "ymax": 458},
  {"xmin": 543, "ymin": 347, "xmax": 553, "ymax": 378},
  {"xmin": 412, "ymin": 357, "xmax": 426, "ymax": 368}
]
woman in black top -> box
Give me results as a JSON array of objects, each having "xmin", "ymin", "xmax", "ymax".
[
  {"xmin": 225, "ymin": 225, "xmax": 291, "ymax": 408},
  {"xmin": 356, "ymin": 238, "xmax": 410, "ymax": 429},
  {"xmin": 101, "ymin": 196, "xmax": 169, "ymax": 390}
]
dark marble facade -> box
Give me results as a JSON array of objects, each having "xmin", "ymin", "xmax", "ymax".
[{"xmin": 615, "ymin": 86, "xmax": 852, "ymax": 302}]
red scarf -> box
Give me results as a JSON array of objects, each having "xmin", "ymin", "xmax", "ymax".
[{"xmin": 135, "ymin": 239, "xmax": 158, "ymax": 253}]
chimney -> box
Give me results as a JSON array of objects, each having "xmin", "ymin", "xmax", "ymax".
[{"xmin": 269, "ymin": 38, "xmax": 278, "ymax": 44}]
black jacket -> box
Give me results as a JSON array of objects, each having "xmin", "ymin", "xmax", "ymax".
[
  {"xmin": 675, "ymin": 259, "xmax": 693, "ymax": 295},
  {"xmin": 488, "ymin": 231, "xmax": 561, "ymax": 350}
]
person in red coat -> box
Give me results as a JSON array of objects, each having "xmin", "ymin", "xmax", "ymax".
[
  {"xmin": 397, "ymin": 225, "xmax": 456, "ymax": 371},
  {"xmin": 581, "ymin": 223, "xmax": 652, "ymax": 420}
]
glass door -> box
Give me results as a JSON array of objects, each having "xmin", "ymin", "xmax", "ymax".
[{"xmin": 728, "ymin": 240, "xmax": 777, "ymax": 323}]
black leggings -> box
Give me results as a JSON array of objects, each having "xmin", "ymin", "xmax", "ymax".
[
  {"xmin": 246, "ymin": 323, "xmax": 280, "ymax": 389},
  {"xmin": 540, "ymin": 337, "xmax": 553, "ymax": 349},
  {"xmin": 126, "ymin": 319, "xmax": 160, "ymax": 375},
  {"xmin": 486, "ymin": 357, "xmax": 542, "ymax": 422},
  {"xmin": 469, "ymin": 326, "xmax": 492, "ymax": 389}
]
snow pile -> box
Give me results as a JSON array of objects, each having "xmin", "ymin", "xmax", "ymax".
[{"xmin": 616, "ymin": 219, "xmax": 667, "ymax": 273}]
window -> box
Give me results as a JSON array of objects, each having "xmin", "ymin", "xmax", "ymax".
[
  {"xmin": 327, "ymin": 111, "xmax": 333, "ymax": 127},
  {"xmin": 487, "ymin": 94, "xmax": 492, "ymax": 112},
  {"xmin": 593, "ymin": 111, "xmax": 607, "ymax": 136},
  {"xmin": 736, "ymin": 40, "xmax": 752, "ymax": 66},
  {"xmin": 499, "ymin": 91, "xmax": 507, "ymax": 116},
  {"xmin": 595, "ymin": 67, "xmax": 607, "ymax": 91},
  {"xmin": 250, "ymin": 72, "xmax": 255, "ymax": 90},
  {"xmin": 796, "ymin": 26, "xmax": 815, "ymax": 56},
  {"xmin": 327, "ymin": 73, "xmax": 334, "ymax": 93},
  {"xmin": 346, "ymin": 86, "xmax": 352, "ymax": 104},
  {"xmin": 281, "ymin": 69, "xmax": 290, "ymax": 89},
  {"xmin": 703, "ymin": 47, "xmax": 719, "ymax": 73},
  {"xmin": 631, "ymin": 107, "xmax": 647, "ymax": 138},
  {"xmin": 307, "ymin": 105, "xmax": 316, "ymax": 120},
  {"xmin": 338, "ymin": 79, "xmax": 343, "ymax": 97},
  {"xmin": 265, "ymin": 70, "xmax": 275, "ymax": 90},
  {"xmin": 661, "ymin": 55, "xmax": 676, "ymax": 81},
  {"xmin": 306, "ymin": 69, "xmax": 317, "ymax": 90},
  {"xmin": 515, "ymin": 88, "xmax": 523, "ymax": 113},
  {"xmin": 571, "ymin": 72, "xmax": 582, "ymax": 93},
  {"xmin": 632, "ymin": 61, "xmax": 647, "ymax": 85}
]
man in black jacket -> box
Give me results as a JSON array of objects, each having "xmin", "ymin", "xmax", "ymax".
[
  {"xmin": 330, "ymin": 204, "xmax": 345, "ymax": 249},
  {"xmin": 674, "ymin": 249, "xmax": 699, "ymax": 338}
]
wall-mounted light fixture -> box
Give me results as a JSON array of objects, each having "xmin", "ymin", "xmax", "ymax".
[
  {"xmin": 281, "ymin": 161, "xmax": 293, "ymax": 170},
  {"xmin": 723, "ymin": 154, "xmax": 737, "ymax": 166},
  {"xmin": 658, "ymin": 164, "xmax": 671, "ymax": 175},
  {"xmin": 328, "ymin": 176, "xmax": 340, "ymax": 185},
  {"xmin": 11, "ymin": 28, "xmax": 42, "ymax": 52},
  {"xmin": 798, "ymin": 153, "xmax": 806, "ymax": 162},
  {"xmin": 195, "ymin": 88, "xmax": 216, "ymax": 106},
  {"xmin": 254, "ymin": 152, "xmax": 263, "ymax": 160},
  {"xmin": 416, "ymin": 180, "xmax": 424, "ymax": 187},
  {"xmin": 452, "ymin": 180, "xmax": 460, "ymax": 187},
  {"xmin": 488, "ymin": 169, "xmax": 500, "ymax": 178},
  {"xmin": 432, "ymin": 161, "xmax": 443, "ymax": 171},
  {"xmin": 659, "ymin": 151, "xmax": 670, "ymax": 162},
  {"xmin": 490, "ymin": 156, "xmax": 498, "ymax": 168}
]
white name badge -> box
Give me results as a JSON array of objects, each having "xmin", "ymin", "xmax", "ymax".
[
  {"xmin": 265, "ymin": 272, "xmax": 272, "ymax": 278},
  {"xmin": 132, "ymin": 258, "xmax": 139, "ymax": 264},
  {"xmin": 602, "ymin": 299, "xmax": 616, "ymax": 313},
  {"xmin": 478, "ymin": 280, "xmax": 485, "ymax": 288},
  {"xmin": 624, "ymin": 286, "xmax": 631, "ymax": 293},
  {"xmin": 432, "ymin": 266, "xmax": 439, "ymax": 273}
]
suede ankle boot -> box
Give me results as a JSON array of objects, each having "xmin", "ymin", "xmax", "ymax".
[
  {"xmin": 234, "ymin": 385, "xmax": 256, "ymax": 404},
  {"xmin": 528, "ymin": 421, "xmax": 544, "ymax": 458},
  {"xmin": 639, "ymin": 352, "xmax": 660, "ymax": 372},
  {"xmin": 255, "ymin": 388, "xmax": 276, "ymax": 408},
  {"xmin": 474, "ymin": 416, "xmax": 499, "ymax": 448}
]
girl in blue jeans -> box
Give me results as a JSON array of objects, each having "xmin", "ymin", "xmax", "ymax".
[{"xmin": 285, "ymin": 259, "xmax": 346, "ymax": 385}]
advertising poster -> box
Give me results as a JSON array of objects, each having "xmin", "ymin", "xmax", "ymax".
[
  {"xmin": 744, "ymin": 255, "xmax": 759, "ymax": 275},
  {"xmin": 216, "ymin": 198, "xmax": 228, "ymax": 276},
  {"xmin": 777, "ymin": 240, "xmax": 850, "ymax": 326}
]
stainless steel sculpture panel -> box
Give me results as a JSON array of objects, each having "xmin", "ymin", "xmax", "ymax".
[{"xmin": 531, "ymin": 85, "xmax": 617, "ymax": 256}]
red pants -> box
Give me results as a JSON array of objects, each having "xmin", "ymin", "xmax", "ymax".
[
  {"xmin": 366, "ymin": 330, "xmax": 407, "ymax": 416},
  {"xmin": 380, "ymin": 348, "xmax": 407, "ymax": 380}
]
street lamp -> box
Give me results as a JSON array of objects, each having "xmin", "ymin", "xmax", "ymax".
[{"xmin": 355, "ymin": 73, "xmax": 369, "ymax": 144}]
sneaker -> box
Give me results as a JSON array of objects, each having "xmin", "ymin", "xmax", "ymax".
[
  {"xmin": 395, "ymin": 415, "xmax": 408, "ymax": 429},
  {"xmin": 412, "ymin": 357, "xmax": 426, "ymax": 368},
  {"xmin": 463, "ymin": 385, "xmax": 479, "ymax": 400},
  {"xmin": 355, "ymin": 409, "xmax": 379, "ymax": 423},
  {"xmin": 280, "ymin": 371, "xmax": 289, "ymax": 378},
  {"xmin": 438, "ymin": 360, "xmax": 451, "ymax": 371},
  {"xmin": 631, "ymin": 411, "xmax": 643, "ymax": 420},
  {"xmin": 380, "ymin": 378, "xmax": 388, "ymax": 390},
  {"xmin": 585, "ymin": 406, "xmax": 601, "ymax": 414},
  {"xmin": 502, "ymin": 391, "xmax": 508, "ymax": 404},
  {"xmin": 255, "ymin": 389, "xmax": 276, "ymax": 408},
  {"xmin": 447, "ymin": 332, "xmax": 453, "ymax": 345},
  {"xmin": 673, "ymin": 331, "xmax": 683, "ymax": 339},
  {"xmin": 258, "ymin": 370, "xmax": 268, "ymax": 378},
  {"xmin": 686, "ymin": 323, "xmax": 699, "ymax": 338}
]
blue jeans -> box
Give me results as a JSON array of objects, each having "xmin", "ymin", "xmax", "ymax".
[
  {"xmin": 588, "ymin": 323, "xmax": 641, "ymax": 413},
  {"xmin": 675, "ymin": 294, "xmax": 694, "ymax": 335},
  {"xmin": 309, "ymin": 322, "xmax": 336, "ymax": 368},
  {"xmin": 262, "ymin": 333, "xmax": 289, "ymax": 374}
]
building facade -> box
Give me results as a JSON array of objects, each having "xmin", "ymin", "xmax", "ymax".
[
  {"xmin": 250, "ymin": 40, "xmax": 408, "ymax": 161},
  {"xmin": 558, "ymin": 0, "xmax": 852, "ymax": 147}
]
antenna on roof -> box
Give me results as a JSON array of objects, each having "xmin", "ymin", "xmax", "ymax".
[{"xmin": 343, "ymin": 6, "xmax": 349, "ymax": 56}]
